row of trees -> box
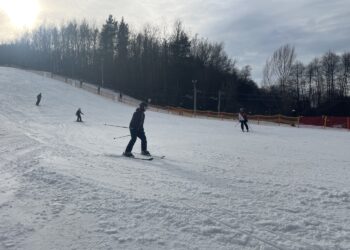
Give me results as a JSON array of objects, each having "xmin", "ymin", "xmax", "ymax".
[
  {"xmin": 0, "ymin": 16, "xmax": 260, "ymax": 113},
  {"xmin": 263, "ymin": 44, "xmax": 350, "ymax": 115},
  {"xmin": 0, "ymin": 16, "xmax": 349, "ymax": 115}
]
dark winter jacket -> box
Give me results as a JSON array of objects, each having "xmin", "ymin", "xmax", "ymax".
[
  {"xmin": 76, "ymin": 109, "xmax": 83, "ymax": 116},
  {"xmin": 129, "ymin": 108, "xmax": 145, "ymax": 131}
]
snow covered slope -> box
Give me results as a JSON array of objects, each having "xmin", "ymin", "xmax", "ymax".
[{"xmin": 0, "ymin": 67, "xmax": 349, "ymax": 250}]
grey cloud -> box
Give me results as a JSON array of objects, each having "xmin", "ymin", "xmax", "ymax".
[{"xmin": 197, "ymin": 0, "xmax": 350, "ymax": 82}]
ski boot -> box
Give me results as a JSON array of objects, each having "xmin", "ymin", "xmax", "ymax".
[
  {"xmin": 123, "ymin": 151, "xmax": 134, "ymax": 158},
  {"xmin": 141, "ymin": 150, "xmax": 151, "ymax": 156}
]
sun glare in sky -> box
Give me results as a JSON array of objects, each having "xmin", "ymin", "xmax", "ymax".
[{"xmin": 0, "ymin": 0, "xmax": 40, "ymax": 29}]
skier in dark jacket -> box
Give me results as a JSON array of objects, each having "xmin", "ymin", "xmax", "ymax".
[
  {"xmin": 76, "ymin": 108, "xmax": 84, "ymax": 122},
  {"xmin": 36, "ymin": 93, "xmax": 42, "ymax": 106},
  {"xmin": 123, "ymin": 102, "xmax": 150, "ymax": 157},
  {"xmin": 238, "ymin": 108, "xmax": 249, "ymax": 132}
]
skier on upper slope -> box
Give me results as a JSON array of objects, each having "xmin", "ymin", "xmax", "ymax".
[
  {"xmin": 76, "ymin": 108, "xmax": 84, "ymax": 122},
  {"xmin": 238, "ymin": 108, "xmax": 249, "ymax": 132},
  {"xmin": 36, "ymin": 93, "xmax": 42, "ymax": 106},
  {"xmin": 123, "ymin": 102, "xmax": 151, "ymax": 158}
]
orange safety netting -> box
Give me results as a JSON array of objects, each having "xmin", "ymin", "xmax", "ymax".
[{"xmin": 151, "ymin": 106, "xmax": 350, "ymax": 130}]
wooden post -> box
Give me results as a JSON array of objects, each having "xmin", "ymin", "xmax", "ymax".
[
  {"xmin": 192, "ymin": 80, "xmax": 197, "ymax": 116},
  {"xmin": 278, "ymin": 114, "xmax": 281, "ymax": 126},
  {"xmin": 347, "ymin": 117, "xmax": 350, "ymax": 130},
  {"xmin": 323, "ymin": 116, "xmax": 327, "ymax": 128},
  {"xmin": 297, "ymin": 116, "xmax": 300, "ymax": 128}
]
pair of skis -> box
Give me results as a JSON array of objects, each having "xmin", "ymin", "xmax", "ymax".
[{"xmin": 123, "ymin": 153, "xmax": 165, "ymax": 161}]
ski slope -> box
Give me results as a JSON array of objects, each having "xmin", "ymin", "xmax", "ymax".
[{"xmin": 0, "ymin": 67, "xmax": 349, "ymax": 250}]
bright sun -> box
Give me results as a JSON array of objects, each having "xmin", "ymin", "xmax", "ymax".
[{"xmin": 0, "ymin": 0, "xmax": 40, "ymax": 29}]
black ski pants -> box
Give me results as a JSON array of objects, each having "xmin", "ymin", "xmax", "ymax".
[
  {"xmin": 77, "ymin": 115, "xmax": 82, "ymax": 122},
  {"xmin": 125, "ymin": 128, "xmax": 147, "ymax": 153},
  {"xmin": 240, "ymin": 120, "xmax": 249, "ymax": 131}
]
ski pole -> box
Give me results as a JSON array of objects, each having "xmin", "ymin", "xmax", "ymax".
[
  {"xmin": 104, "ymin": 123, "xmax": 128, "ymax": 129},
  {"xmin": 113, "ymin": 135, "xmax": 130, "ymax": 140}
]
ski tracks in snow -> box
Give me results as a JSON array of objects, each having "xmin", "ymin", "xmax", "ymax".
[
  {"xmin": 0, "ymin": 124, "xmax": 166, "ymax": 249},
  {"xmin": 119, "ymin": 154, "xmax": 350, "ymax": 250}
]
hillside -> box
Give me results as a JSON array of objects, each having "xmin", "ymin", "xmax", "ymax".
[{"xmin": 0, "ymin": 67, "xmax": 349, "ymax": 249}]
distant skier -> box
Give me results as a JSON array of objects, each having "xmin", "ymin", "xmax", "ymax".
[
  {"xmin": 123, "ymin": 102, "xmax": 151, "ymax": 157},
  {"xmin": 76, "ymin": 108, "xmax": 84, "ymax": 122},
  {"xmin": 238, "ymin": 108, "xmax": 249, "ymax": 132},
  {"xmin": 36, "ymin": 93, "xmax": 42, "ymax": 106}
]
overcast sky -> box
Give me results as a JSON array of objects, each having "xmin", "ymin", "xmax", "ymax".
[{"xmin": 1, "ymin": 0, "xmax": 350, "ymax": 83}]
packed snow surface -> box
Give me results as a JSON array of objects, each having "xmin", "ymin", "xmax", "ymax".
[{"xmin": 0, "ymin": 67, "xmax": 349, "ymax": 250}]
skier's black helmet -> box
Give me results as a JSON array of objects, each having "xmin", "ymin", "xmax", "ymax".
[{"xmin": 140, "ymin": 102, "xmax": 148, "ymax": 109}]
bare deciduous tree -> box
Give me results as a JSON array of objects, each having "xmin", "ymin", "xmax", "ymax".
[
  {"xmin": 262, "ymin": 44, "xmax": 296, "ymax": 93},
  {"xmin": 290, "ymin": 61, "xmax": 305, "ymax": 104},
  {"xmin": 339, "ymin": 52, "xmax": 350, "ymax": 97},
  {"xmin": 322, "ymin": 51, "xmax": 339, "ymax": 100}
]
